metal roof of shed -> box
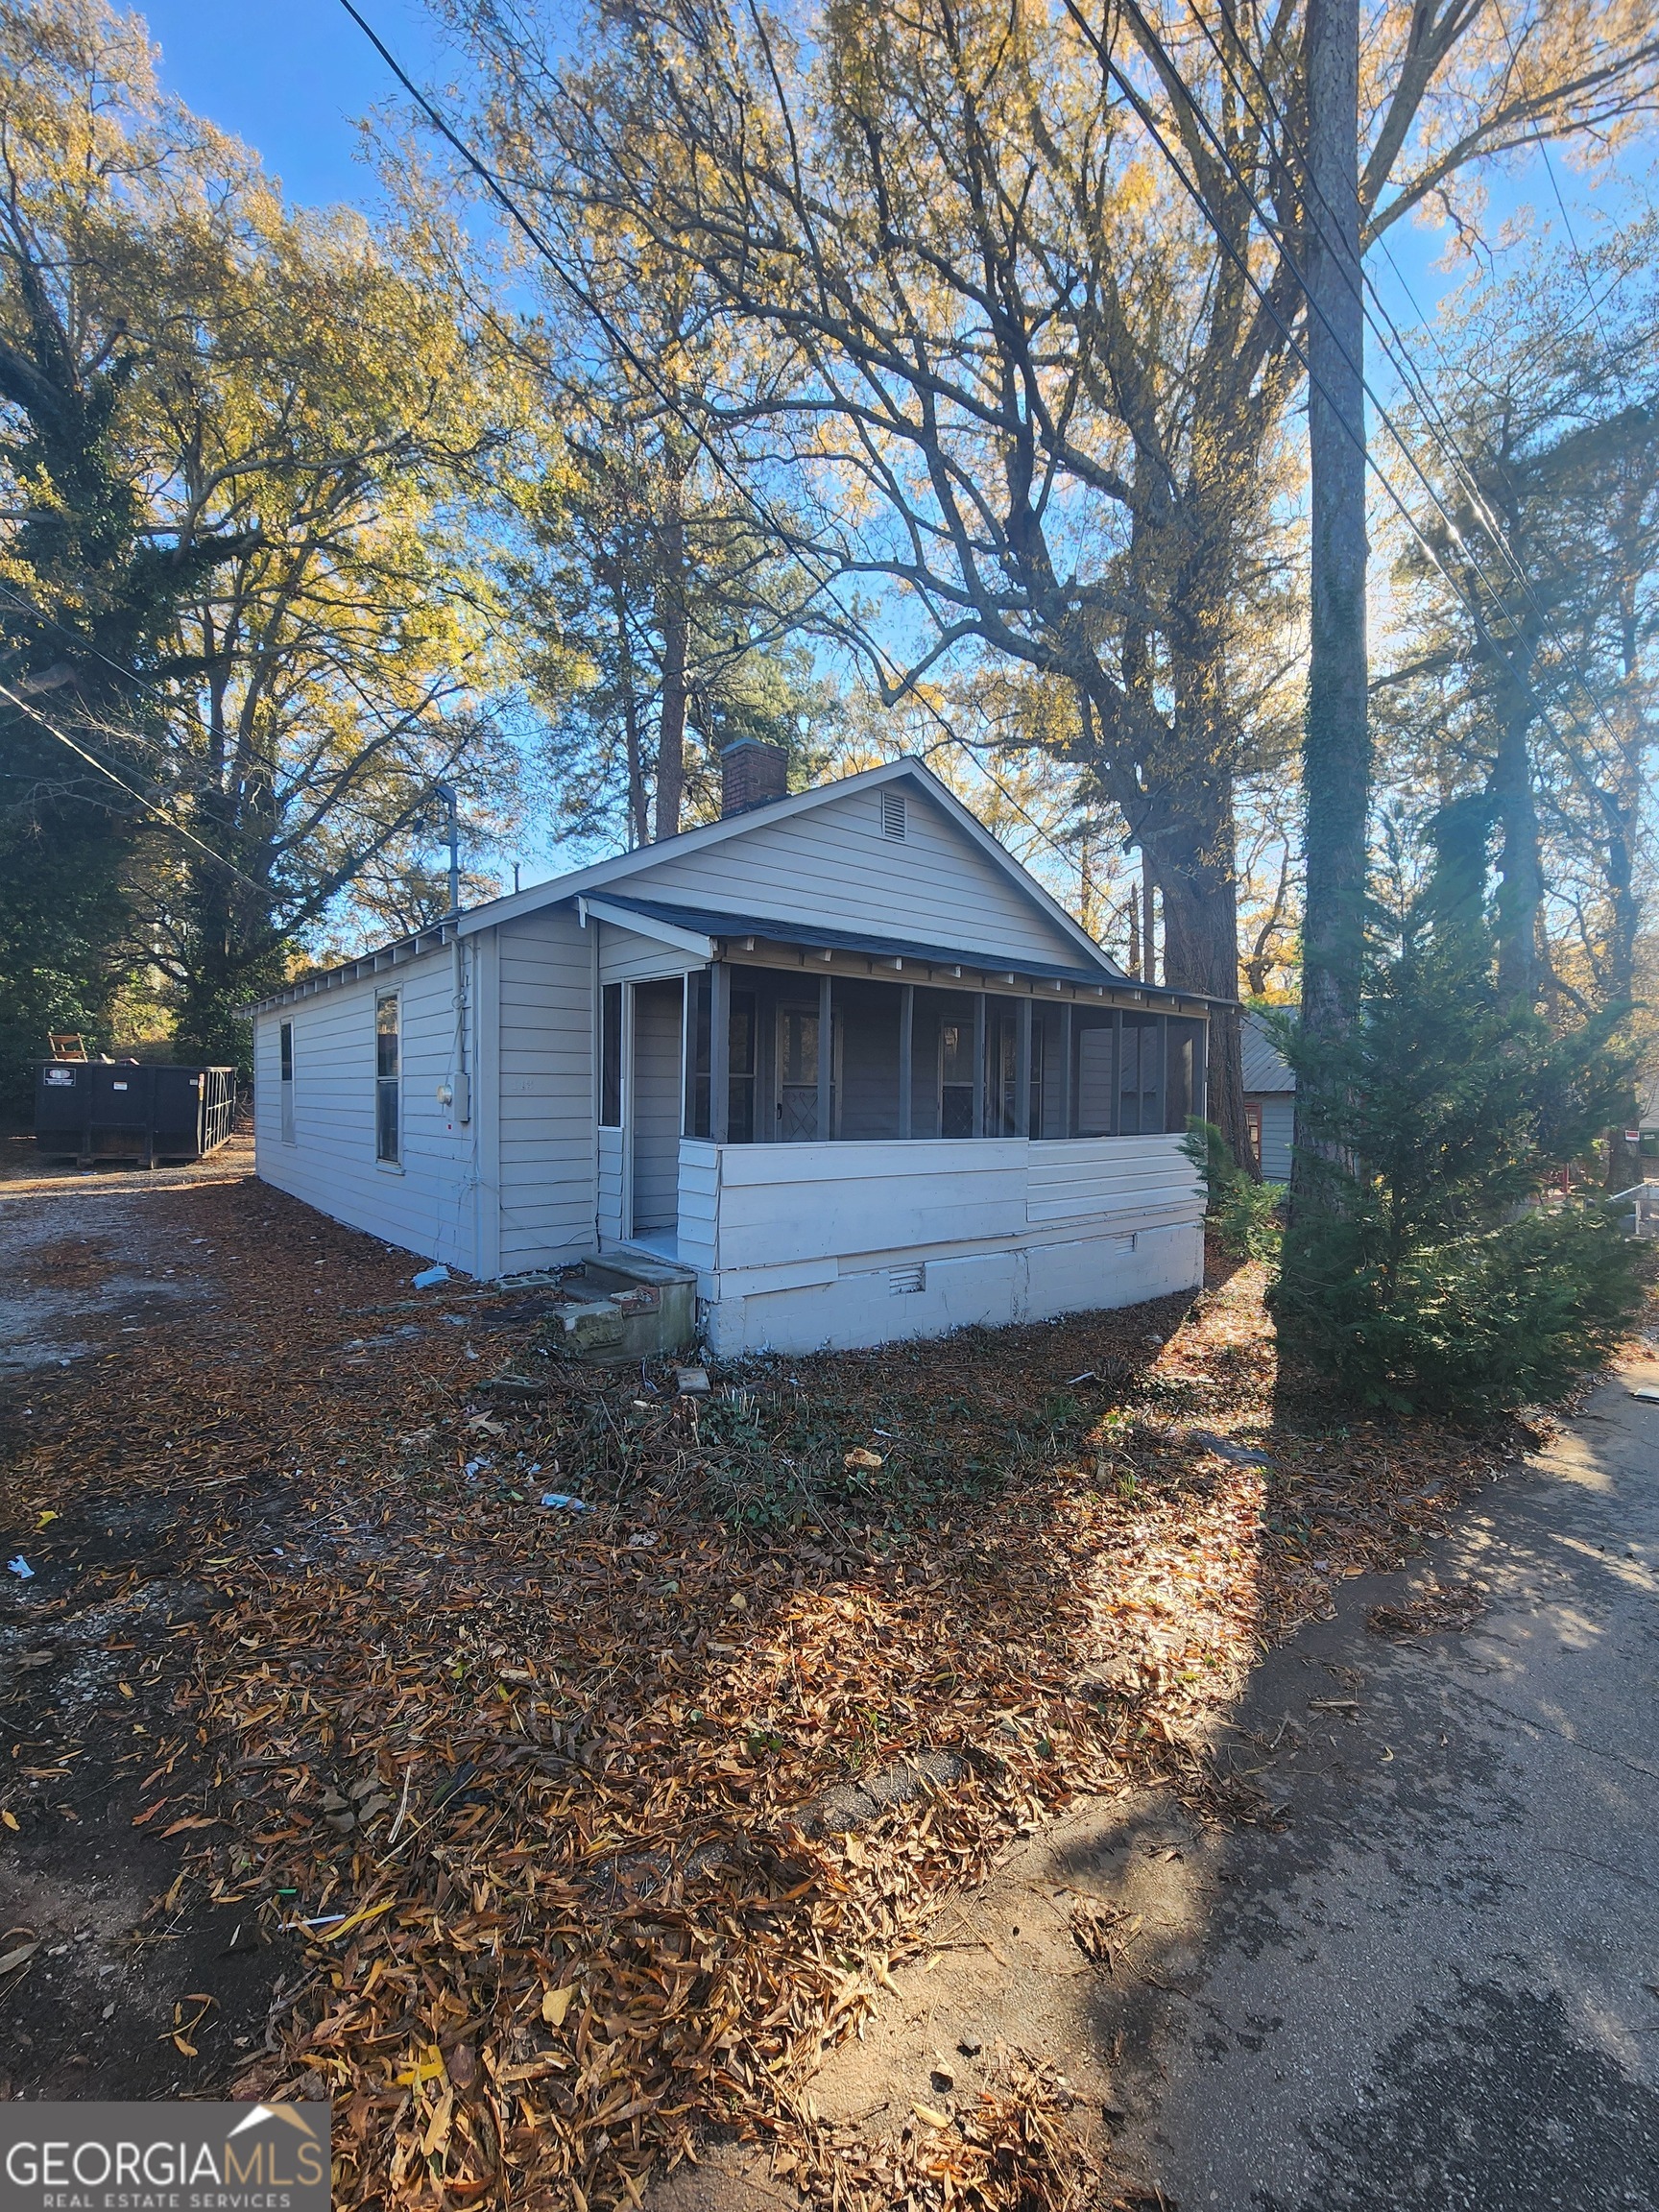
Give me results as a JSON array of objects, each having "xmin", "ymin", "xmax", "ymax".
[{"xmin": 1241, "ymin": 1011, "xmax": 1295, "ymax": 1093}]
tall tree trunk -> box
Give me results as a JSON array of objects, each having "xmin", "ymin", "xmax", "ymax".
[
  {"xmin": 653, "ymin": 473, "xmax": 688, "ymax": 843},
  {"xmin": 1299, "ymin": 0, "xmax": 1369, "ymax": 1052},
  {"xmin": 1602, "ymin": 802, "xmax": 1641, "ymax": 1191},
  {"xmin": 1289, "ymin": 0, "xmax": 1369, "ymax": 1235},
  {"xmin": 1489, "ymin": 685, "xmax": 1543, "ymax": 1004},
  {"xmin": 1154, "ymin": 802, "xmax": 1252, "ymax": 1173}
]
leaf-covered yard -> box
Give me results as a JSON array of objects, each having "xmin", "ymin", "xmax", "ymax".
[{"xmin": 0, "ymin": 1146, "xmax": 1540, "ymax": 2206}]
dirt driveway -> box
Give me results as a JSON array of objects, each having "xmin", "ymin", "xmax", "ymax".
[{"xmin": 0, "ymin": 1136, "xmax": 457, "ymax": 2100}]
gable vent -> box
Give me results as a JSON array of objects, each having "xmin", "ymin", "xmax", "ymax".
[
  {"xmin": 880, "ymin": 789, "xmax": 908, "ymax": 841},
  {"xmin": 888, "ymin": 1262, "xmax": 926, "ymax": 1294}
]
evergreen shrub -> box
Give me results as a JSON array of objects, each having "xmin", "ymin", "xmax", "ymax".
[
  {"xmin": 1180, "ymin": 1118, "xmax": 1285, "ymax": 1262},
  {"xmin": 1269, "ymin": 806, "xmax": 1647, "ymax": 1417}
]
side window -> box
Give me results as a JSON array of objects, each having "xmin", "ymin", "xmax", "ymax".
[
  {"xmin": 375, "ymin": 993, "xmax": 400, "ymax": 1163},
  {"xmin": 599, "ymin": 983, "xmax": 623, "ymax": 1127},
  {"xmin": 279, "ymin": 1020, "xmax": 296, "ymax": 1144}
]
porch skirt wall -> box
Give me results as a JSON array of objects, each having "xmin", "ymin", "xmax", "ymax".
[{"xmin": 698, "ymin": 1218, "xmax": 1203, "ymax": 1357}]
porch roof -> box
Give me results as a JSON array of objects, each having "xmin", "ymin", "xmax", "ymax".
[{"xmin": 581, "ymin": 893, "xmax": 1226, "ymax": 1010}]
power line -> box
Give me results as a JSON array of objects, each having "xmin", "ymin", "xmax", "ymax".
[
  {"xmin": 0, "ymin": 679, "xmax": 275, "ymax": 896},
  {"xmin": 337, "ymin": 0, "xmax": 1152, "ymax": 949},
  {"xmin": 1488, "ymin": 0, "xmax": 1614, "ymax": 354},
  {"xmin": 334, "ymin": 0, "xmax": 839, "ymax": 608},
  {"xmin": 1102, "ymin": 0, "xmax": 1626, "ymax": 789},
  {"xmin": 1193, "ymin": 0, "xmax": 1632, "ymax": 777}
]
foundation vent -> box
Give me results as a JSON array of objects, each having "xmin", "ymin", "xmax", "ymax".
[{"xmin": 888, "ymin": 1262, "xmax": 926, "ymax": 1294}]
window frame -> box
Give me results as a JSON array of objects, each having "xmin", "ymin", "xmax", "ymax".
[
  {"xmin": 374, "ymin": 990, "xmax": 401, "ymax": 1166},
  {"xmin": 599, "ymin": 982, "xmax": 624, "ymax": 1129},
  {"xmin": 278, "ymin": 1020, "xmax": 296, "ymax": 1145}
]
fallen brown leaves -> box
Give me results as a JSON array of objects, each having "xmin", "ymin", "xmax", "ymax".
[
  {"xmin": 1, "ymin": 1185, "xmax": 1548, "ymax": 2209},
  {"xmin": 776, "ymin": 2052, "xmax": 1100, "ymax": 2211},
  {"xmin": 1366, "ymin": 1581, "xmax": 1487, "ymax": 1638}
]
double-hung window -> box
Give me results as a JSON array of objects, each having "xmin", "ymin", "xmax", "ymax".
[
  {"xmin": 375, "ymin": 993, "xmax": 401, "ymax": 1163},
  {"xmin": 278, "ymin": 1021, "xmax": 296, "ymax": 1144}
]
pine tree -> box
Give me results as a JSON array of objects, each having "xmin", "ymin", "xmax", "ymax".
[{"xmin": 1268, "ymin": 803, "xmax": 1646, "ymax": 1416}]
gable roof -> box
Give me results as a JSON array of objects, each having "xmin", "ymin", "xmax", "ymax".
[{"xmin": 457, "ymin": 757, "xmax": 1123, "ymax": 975}]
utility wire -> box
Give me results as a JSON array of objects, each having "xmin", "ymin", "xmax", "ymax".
[
  {"xmin": 0, "ymin": 678, "xmax": 275, "ymax": 897},
  {"xmin": 1192, "ymin": 0, "xmax": 1632, "ymax": 775},
  {"xmin": 1102, "ymin": 0, "xmax": 1623, "ymax": 789},
  {"xmin": 1488, "ymin": 0, "xmax": 1614, "ymax": 354},
  {"xmin": 334, "ymin": 0, "xmax": 840, "ymax": 613}
]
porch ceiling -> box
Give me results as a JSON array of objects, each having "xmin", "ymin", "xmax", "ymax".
[{"xmin": 578, "ymin": 892, "xmax": 1227, "ymax": 1009}]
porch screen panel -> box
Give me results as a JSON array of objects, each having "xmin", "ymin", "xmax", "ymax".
[
  {"xmin": 1118, "ymin": 1013, "xmax": 1164, "ymax": 1135},
  {"xmin": 985, "ymin": 1001, "xmax": 1022, "ymax": 1137},
  {"xmin": 1164, "ymin": 1018, "xmax": 1205, "ymax": 1132},
  {"xmin": 728, "ymin": 990, "xmax": 757, "ymax": 1142},
  {"xmin": 836, "ymin": 978, "xmax": 902, "ymax": 1140},
  {"xmin": 685, "ymin": 971, "xmax": 760, "ymax": 1141},
  {"xmin": 1073, "ymin": 1013, "xmax": 1115, "ymax": 1136},
  {"xmin": 685, "ymin": 972, "xmax": 711, "ymax": 1138},
  {"xmin": 778, "ymin": 1003, "xmax": 822, "ymax": 1141}
]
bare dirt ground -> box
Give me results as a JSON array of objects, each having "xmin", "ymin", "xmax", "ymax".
[{"xmin": 4, "ymin": 1138, "xmax": 1647, "ymax": 2211}]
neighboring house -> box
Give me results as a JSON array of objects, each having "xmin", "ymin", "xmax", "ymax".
[
  {"xmin": 1638, "ymin": 1071, "xmax": 1659, "ymax": 1167},
  {"xmin": 246, "ymin": 750, "xmax": 1215, "ymax": 1356},
  {"xmin": 1241, "ymin": 1012, "xmax": 1295, "ymax": 1182}
]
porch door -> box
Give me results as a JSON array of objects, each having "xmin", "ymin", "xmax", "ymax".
[
  {"xmin": 776, "ymin": 1003, "xmax": 839, "ymax": 1140},
  {"xmin": 631, "ymin": 979, "xmax": 684, "ymax": 1235}
]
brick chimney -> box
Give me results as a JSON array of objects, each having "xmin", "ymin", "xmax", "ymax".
[{"xmin": 718, "ymin": 735, "xmax": 789, "ymax": 817}]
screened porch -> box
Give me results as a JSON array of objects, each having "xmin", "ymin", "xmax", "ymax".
[{"xmin": 675, "ymin": 964, "xmax": 1207, "ymax": 1146}]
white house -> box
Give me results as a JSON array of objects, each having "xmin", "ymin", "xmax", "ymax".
[
  {"xmin": 246, "ymin": 751, "xmax": 1214, "ymax": 1356},
  {"xmin": 1241, "ymin": 1012, "xmax": 1296, "ymax": 1182}
]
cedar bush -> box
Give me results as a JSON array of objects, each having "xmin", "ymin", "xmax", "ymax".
[
  {"xmin": 1269, "ymin": 805, "xmax": 1647, "ymax": 1417},
  {"xmin": 1180, "ymin": 1118, "xmax": 1285, "ymax": 1262}
]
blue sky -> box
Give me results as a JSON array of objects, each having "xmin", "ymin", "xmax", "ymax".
[
  {"xmin": 141, "ymin": 2, "xmax": 1641, "ymax": 352},
  {"xmin": 138, "ymin": 0, "xmax": 458, "ymax": 211},
  {"xmin": 135, "ymin": 3, "xmax": 1650, "ymax": 908}
]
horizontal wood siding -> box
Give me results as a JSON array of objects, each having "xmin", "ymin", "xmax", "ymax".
[
  {"xmin": 678, "ymin": 1141, "xmax": 719, "ymax": 1272},
  {"xmin": 1257, "ymin": 1097, "xmax": 1295, "ymax": 1182},
  {"xmin": 711, "ymin": 1140, "xmax": 1029, "ymax": 1269},
  {"xmin": 252, "ymin": 950, "xmax": 477, "ymax": 1270},
  {"xmin": 698, "ymin": 1134, "xmax": 1198, "ymax": 1282},
  {"xmin": 597, "ymin": 1125, "xmax": 626, "ymax": 1244},
  {"xmin": 634, "ymin": 784, "xmax": 1086, "ymax": 968},
  {"xmin": 599, "ymin": 923, "xmax": 704, "ymax": 983},
  {"xmin": 1025, "ymin": 1136, "xmax": 1200, "ymax": 1222},
  {"xmin": 496, "ymin": 908, "xmax": 595, "ymax": 1268}
]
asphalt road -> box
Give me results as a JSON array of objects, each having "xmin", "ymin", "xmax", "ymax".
[{"xmin": 1115, "ymin": 1355, "xmax": 1659, "ymax": 2210}]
